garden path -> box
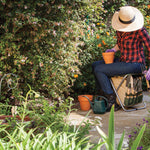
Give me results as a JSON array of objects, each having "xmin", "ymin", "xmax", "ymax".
[{"xmin": 68, "ymin": 91, "xmax": 150, "ymax": 149}]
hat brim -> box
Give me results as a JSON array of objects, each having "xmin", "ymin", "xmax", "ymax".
[{"xmin": 111, "ymin": 6, "xmax": 144, "ymax": 32}]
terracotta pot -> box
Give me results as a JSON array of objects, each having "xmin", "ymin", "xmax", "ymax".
[
  {"xmin": 78, "ymin": 95, "xmax": 93, "ymax": 111},
  {"xmin": 102, "ymin": 52, "xmax": 115, "ymax": 64}
]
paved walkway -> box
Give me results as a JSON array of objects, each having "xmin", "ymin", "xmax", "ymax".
[{"xmin": 68, "ymin": 92, "xmax": 150, "ymax": 148}]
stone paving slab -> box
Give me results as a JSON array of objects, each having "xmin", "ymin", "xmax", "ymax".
[{"xmin": 68, "ymin": 91, "xmax": 150, "ymax": 148}]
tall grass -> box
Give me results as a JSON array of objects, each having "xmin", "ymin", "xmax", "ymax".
[{"xmin": 0, "ymin": 124, "xmax": 93, "ymax": 150}]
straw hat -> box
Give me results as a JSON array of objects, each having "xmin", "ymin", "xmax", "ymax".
[{"xmin": 111, "ymin": 6, "xmax": 144, "ymax": 32}]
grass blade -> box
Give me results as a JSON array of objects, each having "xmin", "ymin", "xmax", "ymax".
[
  {"xmin": 96, "ymin": 126, "xmax": 107, "ymax": 140},
  {"xmin": 0, "ymin": 140, "xmax": 5, "ymax": 150},
  {"xmin": 131, "ymin": 124, "xmax": 146, "ymax": 150},
  {"xmin": 108, "ymin": 105, "xmax": 115, "ymax": 150},
  {"xmin": 117, "ymin": 131, "xmax": 125, "ymax": 150}
]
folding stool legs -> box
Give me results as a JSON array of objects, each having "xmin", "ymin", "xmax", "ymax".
[{"xmin": 110, "ymin": 79, "xmax": 146, "ymax": 112}]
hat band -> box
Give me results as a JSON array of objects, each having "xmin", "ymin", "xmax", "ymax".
[{"xmin": 119, "ymin": 16, "xmax": 135, "ymax": 24}]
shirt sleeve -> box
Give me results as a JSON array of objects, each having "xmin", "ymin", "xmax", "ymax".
[
  {"xmin": 140, "ymin": 28, "xmax": 150, "ymax": 63},
  {"xmin": 140, "ymin": 28, "xmax": 150, "ymax": 65}
]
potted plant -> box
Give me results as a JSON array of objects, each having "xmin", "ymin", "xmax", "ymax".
[{"xmin": 102, "ymin": 51, "xmax": 115, "ymax": 64}]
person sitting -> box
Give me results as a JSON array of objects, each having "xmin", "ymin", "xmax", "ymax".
[{"xmin": 92, "ymin": 6, "xmax": 150, "ymax": 111}]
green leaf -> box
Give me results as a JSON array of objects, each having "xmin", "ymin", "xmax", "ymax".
[
  {"xmin": 108, "ymin": 105, "xmax": 115, "ymax": 150},
  {"xmin": 117, "ymin": 131, "xmax": 125, "ymax": 150},
  {"xmin": 130, "ymin": 124, "xmax": 146, "ymax": 150},
  {"xmin": 91, "ymin": 139, "xmax": 105, "ymax": 150},
  {"xmin": 96, "ymin": 126, "xmax": 107, "ymax": 140},
  {"xmin": 96, "ymin": 105, "xmax": 116, "ymax": 150},
  {"xmin": 22, "ymin": 128, "xmax": 35, "ymax": 149},
  {"xmin": 0, "ymin": 140, "xmax": 5, "ymax": 150}
]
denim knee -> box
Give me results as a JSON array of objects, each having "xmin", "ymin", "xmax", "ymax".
[
  {"xmin": 94, "ymin": 66, "xmax": 102, "ymax": 77},
  {"xmin": 92, "ymin": 60, "xmax": 104, "ymax": 73},
  {"xmin": 92, "ymin": 61, "xmax": 98, "ymax": 73}
]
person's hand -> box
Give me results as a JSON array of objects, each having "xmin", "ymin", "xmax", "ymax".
[
  {"xmin": 146, "ymin": 68, "xmax": 150, "ymax": 80},
  {"xmin": 105, "ymin": 49, "xmax": 116, "ymax": 53}
]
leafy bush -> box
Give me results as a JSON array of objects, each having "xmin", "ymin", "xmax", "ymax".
[
  {"xmin": 0, "ymin": 98, "xmax": 12, "ymax": 115},
  {"xmin": 0, "ymin": 0, "xmax": 90, "ymax": 101}
]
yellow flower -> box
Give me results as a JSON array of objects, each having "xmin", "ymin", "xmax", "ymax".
[
  {"xmin": 87, "ymin": 34, "xmax": 90, "ymax": 39},
  {"xmin": 106, "ymin": 32, "xmax": 110, "ymax": 36},
  {"xmin": 148, "ymin": 5, "xmax": 150, "ymax": 9},
  {"xmin": 74, "ymin": 74, "xmax": 78, "ymax": 78},
  {"xmin": 97, "ymin": 23, "xmax": 100, "ymax": 25},
  {"xmin": 101, "ymin": 23, "xmax": 105, "ymax": 26},
  {"xmin": 83, "ymin": 82, "xmax": 87, "ymax": 86}
]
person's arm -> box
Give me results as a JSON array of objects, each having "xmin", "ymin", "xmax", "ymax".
[
  {"xmin": 140, "ymin": 28, "xmax": 150, "ymax": 80},
  {"xmin": 105, "ymin": 44, "xmax": 120, "ymax": 52},
  {"xmin": 112, "ymin": 44, "xmax": 120, "ymax": 52},
  {"xmin": 140, "ymin": 28, "xmax": 150, "ymax": 62}
]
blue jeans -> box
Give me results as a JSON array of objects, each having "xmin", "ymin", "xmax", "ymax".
[{"xmin": 92, "ymin": 58, "xmax": 144, "ymax": 95}]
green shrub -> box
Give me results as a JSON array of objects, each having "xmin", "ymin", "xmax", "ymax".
[{"xmin": 0, "ymin": 0, "xmax": 88, "ymax": 100}]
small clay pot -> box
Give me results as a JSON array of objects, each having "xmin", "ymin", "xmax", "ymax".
[
  {"xmin": 102, "ymin": 52, "xmax": 115, "ymax": 64},
  {"xmin": 78, "ymin": 95, "xmax": 93, "ymax": 111}
]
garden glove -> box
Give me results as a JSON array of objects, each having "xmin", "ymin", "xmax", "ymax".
[
  {"xmin": 146, "ymin": 68, "xmax": 150, "ymax": 80},
  {"xmin": 105, "ymin": 48, "xmax": 116, "ymax": 53}
]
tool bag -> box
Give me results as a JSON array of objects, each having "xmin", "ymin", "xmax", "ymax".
[{"xmin": 111, "ymin": 74, "xmax": 143, "ymax": 107}]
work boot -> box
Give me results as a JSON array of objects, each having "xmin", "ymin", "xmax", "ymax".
[
  {"xmin": 104, "ymin": 94, "xmax": 115, "ymax": 111},
  {"xmin": 104, "ymin": 94, "xmax": 121, "ymax": 111},
  {"xmin": 114, "ymin": 101, "xmax": 121, "ymax": 111}
]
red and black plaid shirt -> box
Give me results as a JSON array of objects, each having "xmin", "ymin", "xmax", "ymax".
[{"xmin": 116, "ymin": 27, "xmax": 150, "ymax": 64}]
